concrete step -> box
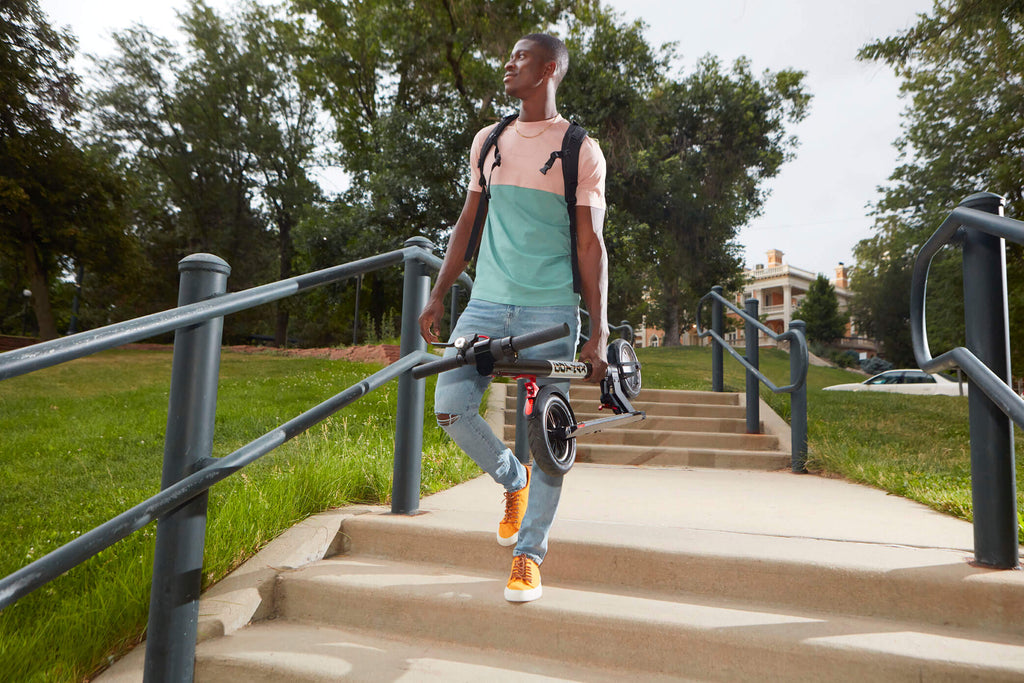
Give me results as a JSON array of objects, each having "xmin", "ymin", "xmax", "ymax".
[
  {"xmin": 194, "ymin": 620, "xmax": 686, "ymax": 682},
  {"xmin": 506, "ymin": 409, "xmax": 753, "ymax": 434},
  {"xmin": 569, "ymin": 386, "xmax": 741, "ymax": 406},
  {"xmin": 269, "ymin": 552, "xmax": 1024, "ymax": 682},
  {"xmin": 505, "ymin": 387, "xmax": 741, "ymax": 403},
  {"xmin": 330, "ymin": 508, "xmax": 1024, "ymax": 640},
  {"xmin": 576, "ymin": 443, "xmax": 790, "ymax": 469},
  {"xmin": 577, "ymin": 412, "xmax": 754, "ymax": 433},
  {"xmin": 506, "ymin": 398, "xmax": 748, "ymax": 419},
  {"xmin": 503, "ymin": 425, "xmax": 779, "ymax": 451}
]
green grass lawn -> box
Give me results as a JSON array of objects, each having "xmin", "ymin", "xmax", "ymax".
[
  {"xmin": 1, "ymin": 343, "xmax": 1022, "ymax": 681},
  {"xmin": 0, "ymin": 349, "xmax": 476, "ymax": 682}
]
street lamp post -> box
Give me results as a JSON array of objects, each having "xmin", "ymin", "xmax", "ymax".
[{"xmin": 21, "ymin": 289, "xmax": 31, "ymax": 337}]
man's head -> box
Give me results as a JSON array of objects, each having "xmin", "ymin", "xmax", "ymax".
[{"xmin": 503, "ymin": 33, "xmax": 569, "ymax": 99}]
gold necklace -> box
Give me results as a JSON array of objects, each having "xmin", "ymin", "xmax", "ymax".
[{"xmin": 515, "ymin": 117, "xmax": 558, "ymax": 139}]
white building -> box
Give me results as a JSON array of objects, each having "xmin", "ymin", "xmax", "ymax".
[{"xmin": 730, "ymin": 249, "xmax": 878, "ymax": 357}]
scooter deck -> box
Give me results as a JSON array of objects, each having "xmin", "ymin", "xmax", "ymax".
[{"xmin": 561, "ymin": 410, "xmax": 646, "ymax": 440}]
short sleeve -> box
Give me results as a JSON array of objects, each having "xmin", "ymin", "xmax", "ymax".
[{"xmin": 576, "ymin": 136, "xmax": 606, "ymax": 209}]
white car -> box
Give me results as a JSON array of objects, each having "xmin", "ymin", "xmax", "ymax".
[{"xmin": 823, "ymin": 369, "xmax": 968, "ymax": 396}]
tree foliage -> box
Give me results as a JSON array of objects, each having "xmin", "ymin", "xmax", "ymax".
[
  {"xmin": 794, "ymin": 274, "xmax": 848, "ymax": 345},
  {"xmin": 0, "ymin": 0, "xmax": 131, "ymax": 339},
  {"xmin": 855, "ymin": 0, "xmax": 1024, "ymax": 368},
  {"xmin": 90, "ymin": 0, "xmax": 323, "ymax": 342}
]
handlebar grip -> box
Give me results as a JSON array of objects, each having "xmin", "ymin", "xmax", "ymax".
[
  {"xmin": 411, "ymin": 354, "xmax": 463, "ymax": 380},
  {"xmin": 509, "ymin": 322, "xmax": 570, "ymax": 354}
]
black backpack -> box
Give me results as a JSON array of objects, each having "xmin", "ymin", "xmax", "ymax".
[{"xmin": 462, "ymin": 112, "xmax": 588, "ymax": 293}]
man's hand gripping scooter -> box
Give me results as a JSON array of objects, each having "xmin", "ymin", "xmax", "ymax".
[{"xmin": 411, "ymin": 323, "xmax": 645, "ymax": 476}]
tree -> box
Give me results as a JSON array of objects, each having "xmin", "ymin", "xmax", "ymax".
[
  {"xmin": 91, "ymin": 0, "xmax": 324, "ymax": 343},
  {"xmin": 0, "ymin": 0, "xmax": 131, "ymax": 339},
  {"xmin": 611, "ymin": 57, "xmax": 809, "ymax": 344},
  {"xmin": 856, "ymin": 0, "xmax": 1024, "ymax": 369},
  {"xmin": 794, "ymin": 274, "xmax": 848, "ymax": 345}
]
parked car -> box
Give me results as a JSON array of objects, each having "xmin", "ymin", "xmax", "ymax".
[{"xmin": 823, "ymin": 369, "xmax": 968, "ymax": 396}]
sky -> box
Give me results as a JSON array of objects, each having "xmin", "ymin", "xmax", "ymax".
[{"xmin": 40, "ymin": 0, "xmax": 934, "ymax": 279}]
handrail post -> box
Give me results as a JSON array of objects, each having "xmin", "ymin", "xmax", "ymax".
[
  {"xmin": 711, "ymin": 285, "xmax": 724, "ymax": 392},
  {"xmin": 744, "ymin": 299, "xmax": 760, "ymax": 434},
  {"xmin": 788, "ymin": 320, "xmax": 808, "ymax": 473},
  {"xmin": 959, "ymin": 192, "xmax": 1018, "ymax": 569},
  {"xmin": 392, "ymin": 237, "xmax": 433, "ymax": 514},
  {"xmin": 144, "ymin": 254, "xmax": 230, "ymax": 682}
]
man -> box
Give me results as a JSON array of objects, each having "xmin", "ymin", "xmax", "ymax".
[{"xmin": 419, "ymin": 33, "xmax": 609, "ymax": 602}]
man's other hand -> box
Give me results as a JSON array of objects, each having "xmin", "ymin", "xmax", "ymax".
[{"xmin": 578, "ymin": 336, "xmax": 609, "ymax": 384}]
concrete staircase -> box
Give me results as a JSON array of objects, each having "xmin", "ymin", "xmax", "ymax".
[
  {"xmin": 174, "ymin": 466, "xmax": 1024, "ymax": 682},
  {"xmin": 98, "ymin": 387, "xmax": 1024, "ymax": 682},
  {"xmin": 504, "ymin": 383, "xmax": 791, "ymax": 470}
]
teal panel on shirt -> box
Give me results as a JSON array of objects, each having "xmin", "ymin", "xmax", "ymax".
[{"xmin": 472, "ymin": 185, "xmax": 580, "ymax": 307}]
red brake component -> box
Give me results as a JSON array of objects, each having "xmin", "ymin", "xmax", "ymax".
[{"xmin": 516, "ymin": 375, "xmax": 539, "ymax": 416}]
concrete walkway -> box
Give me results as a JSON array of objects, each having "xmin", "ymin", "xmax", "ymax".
[{"xmin": 99, "ymin": 462, "xmax": 1024, "ymax": 681}]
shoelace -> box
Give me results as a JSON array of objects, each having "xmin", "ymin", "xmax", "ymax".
[
  {"xmin": 501, "ymin": 488, "xmax": 522, "ymax": 524},
  {"xmin": 509, "ymin": 555, "xmax": 533, "ymax": 584}
]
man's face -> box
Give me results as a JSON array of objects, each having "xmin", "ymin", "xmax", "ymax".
[{"xmin": 503, "ymin": 39, "xmax": 552, "ymax": 98}]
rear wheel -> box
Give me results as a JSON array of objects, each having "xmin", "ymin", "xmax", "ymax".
[{"xmin": 527, "ymin": 385, "xmax": 577, "ymax": 476}]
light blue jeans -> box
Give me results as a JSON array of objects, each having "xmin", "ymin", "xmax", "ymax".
[{"xmin": 434, "ymin": 299, "xmax": 580, "ymax": 565}]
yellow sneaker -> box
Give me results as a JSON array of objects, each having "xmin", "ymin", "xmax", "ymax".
[
  {"xmin": 497, "ymin": 464, "xmax": 530, "ymax": 547},
  {"xmin": 504, "ymin": 554, "xmax": 542, "ymax": 602}
]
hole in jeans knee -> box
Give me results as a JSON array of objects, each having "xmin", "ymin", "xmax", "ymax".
[{"xmin": 436, "ymin": 413, "xmax": 461, "ymax": 427}]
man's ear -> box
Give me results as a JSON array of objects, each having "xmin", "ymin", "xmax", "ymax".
[{"xmin": 543, "ymin": 60, "xmax": 557, "ymax": 81}]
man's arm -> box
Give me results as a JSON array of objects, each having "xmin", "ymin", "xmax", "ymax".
[
  {"xmin": 418, "ymin": 190, "xmax": 482, "ymax": 344},
  {"xmin": 576, "ymin": 204, "xmax": 609, "ymax": 383}
]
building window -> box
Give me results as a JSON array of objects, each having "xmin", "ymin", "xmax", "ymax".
[{"xmin": 650, "ymin": 335, "xmax": 659, "ymax": 347}]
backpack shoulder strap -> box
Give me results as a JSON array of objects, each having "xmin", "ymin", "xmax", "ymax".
[
  {"xmin": 463, "ymin": 113, "xmax": 518, "ymax": 261},
  {"xmin": 559, "ymin": 121, "xmax": 588, "ymax": 294}
]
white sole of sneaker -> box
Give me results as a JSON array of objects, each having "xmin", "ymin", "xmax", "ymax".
[
  {"xmin": 504, "ymin": 584, "xmax": 542, "ymax": 602},
  {"xmin": 496, "ymin": 530, "xmax": 518, "ymax": 546}
]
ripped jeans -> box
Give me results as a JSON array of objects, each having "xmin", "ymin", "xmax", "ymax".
[{"xmin": 434, "ymin": 299, "xmax": 580, "ymax": 565}]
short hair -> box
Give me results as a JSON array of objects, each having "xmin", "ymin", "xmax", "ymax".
[{"xmin": 522, "ymin": 33, "xmax": 569, "ymax": 85}]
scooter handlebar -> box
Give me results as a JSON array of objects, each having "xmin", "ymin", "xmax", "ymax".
[{"xmin": 411, "ymin": 322, "xmax": 570, "ymax": 380}]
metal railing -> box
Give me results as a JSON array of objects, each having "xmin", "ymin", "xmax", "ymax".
[
  {"xmin": 911, "ymin": 191, "xmax": 1023, "ymax": 570},
  {"xmin": 0, "ymin": 236, "xmax": 471, "ymax": 681},
  {"xmin": 697, "ymin": 286, "xmax": 809, "ymax": 472}
]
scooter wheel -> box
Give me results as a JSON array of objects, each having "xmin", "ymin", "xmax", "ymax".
[
  {"xmin": 528, "ymin": 385, "xmax": 577, "ymax": 476},
  {"xmin": 607, "ymin": 338, "xmax": 642, "ymax": 399}
]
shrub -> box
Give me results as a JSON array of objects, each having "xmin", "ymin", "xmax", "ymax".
[{"xmin": 861, "ymin": 356, "xmax": 894, "ymax": 374}]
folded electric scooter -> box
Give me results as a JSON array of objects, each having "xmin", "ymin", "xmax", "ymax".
[{"xmin": 412, "ymin": 323, "xmax": 644, "ymax": 475}]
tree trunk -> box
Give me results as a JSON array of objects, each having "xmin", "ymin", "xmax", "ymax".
[
  {"xmin": 663, "ymin": 274, "xmax": 679, "ymax": 344},
  {"xmin": 273, "ymin": 214, "xmax": 294, "ymax": 348},
  {"xmin": 23, "ymin": 239, "xmax": 57, "ymax": 340},
  {"xmin": 664, "ymin": 300, "xmax": 681, "ymax": 347}
]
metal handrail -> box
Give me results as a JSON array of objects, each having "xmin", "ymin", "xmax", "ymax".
[
  {"xmin": 696, "ymin": 289, "xmax": 808, "ymax": 394},
  {"xmin": 0, "ymin": 241, "xmax": 470, "ymax": 382},
  {"xmin": 910, "ymin": 191, "xmax": 1022, "ymax": 570},
  {"xmin": 696, "ymin": 286, "xmax": 809, "ymax": 472},
  {"xmin": 0, "ymin": 236, "xmax": 471, "ymax": 679},
  {"xmin": 911, "ymin": 201, "xmax": 1024, "ymax": 429}
]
